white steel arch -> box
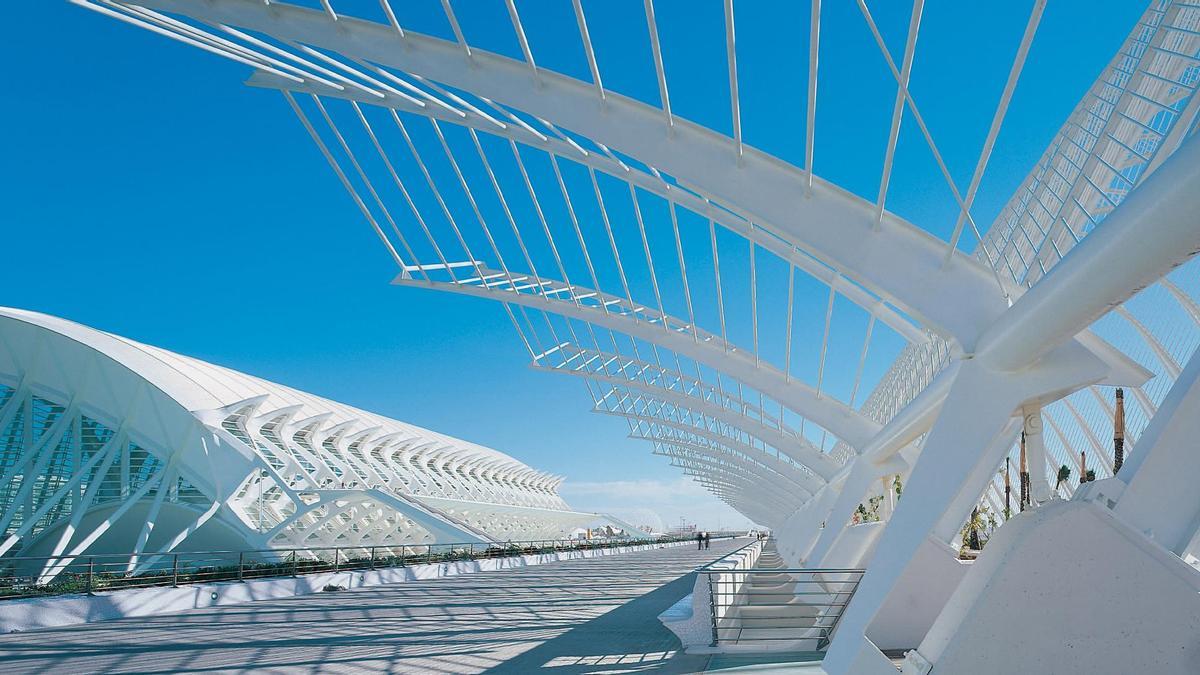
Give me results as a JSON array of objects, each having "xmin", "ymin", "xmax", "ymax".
[{"xmin": 52, "ymin": 1, "xmax": 1200, "ymax": 671}]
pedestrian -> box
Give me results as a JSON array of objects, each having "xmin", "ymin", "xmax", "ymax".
[
  {"xmin": 696, "ymin": 531, "xmax": 704, "ymax": 550},
  {"xmin": 704, "ymin": 531, "xmax": 711, "ymax": 549}
]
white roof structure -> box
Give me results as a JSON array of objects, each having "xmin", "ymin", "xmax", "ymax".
[
  {"xmin": 0, "ymin": 307, "xmax": 621, "ymax": 577},
  {"xmin": 31, "ymin": 0, "xmax": 1200, "ymax": 670}
]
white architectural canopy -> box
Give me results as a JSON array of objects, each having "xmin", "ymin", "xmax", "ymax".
[
  {"xmin": 0, "ymin": 307, "xmax": 622, "ymax": 579},
  {"xmin": 55, "ymin": 0, "xmax": 1200, "ymax": 671}
]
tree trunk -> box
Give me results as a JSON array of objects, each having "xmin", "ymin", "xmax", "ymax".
[
  {"xmin": 1114, "ymin": 387, "xmax": 1126, "ymax": 475},
  {"xmin": 1019, "ymin": 431, "xmax": 1031, "ymax": 510}
]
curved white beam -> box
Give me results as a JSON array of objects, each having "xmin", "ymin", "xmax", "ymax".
[
  {"xmin": 131, "ymin": 0, "xmax": 1009, "ymax": 347},
  {"xmin": 249, "ymin": 69, "xmax": 930, "ymax": 347}
]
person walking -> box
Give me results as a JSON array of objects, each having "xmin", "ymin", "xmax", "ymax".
[
  {"xmin": 696, "ymin": 531, "xmax": 704, "ymax": 550},
  {"xmin": 704, "ymin": 532, "xmax": 711, "ymax": 549}
]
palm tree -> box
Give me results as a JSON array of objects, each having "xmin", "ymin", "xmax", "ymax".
[
  {"xmin": 967, "ymin": 507, "xmax": 982, "ymax": 550},
  {"xmin": 1055, "ymin": 464, "xmax": 1072, "ymax": 492},
  {"xmin": 1019, "ymin": 432, "xmax": 1031, "ymax": 510},
  {"xmin": 1004, "ymin": 458, "xmax": 1012, "ymax": 519},
  {"xmin": 1114, "ymin": 388, "xmax": 1126, "ymax": 475},
  {"xmin": 959, "ymin": 505, "xmax": 999, "ymax": 557},
  {"xmin": 1080, "ymin": 451, "xmax": 1088, "ymax": 485}
]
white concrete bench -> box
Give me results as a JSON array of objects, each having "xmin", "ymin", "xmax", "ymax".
[
  {"xmin": 659, "ymin": 587, "xmax": 713, "ymax": 650},
  {"xmin": 659, "ymin": 576, "xmax": 718, "ymax": 651}
]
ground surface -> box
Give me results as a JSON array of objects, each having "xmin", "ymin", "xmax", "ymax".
[{"xmin": 0, "ymin": 539, "xmax": 778, "ymax": 674}]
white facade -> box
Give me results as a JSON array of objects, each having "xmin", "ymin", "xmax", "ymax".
[{"xmin": 0, "ymin": 307, "xmax": 618, "ymax": 578}]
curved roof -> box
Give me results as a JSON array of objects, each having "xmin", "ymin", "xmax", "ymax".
[{"xmin": 0, "ymin": 307, "xmax": 547, "ymax": 479}]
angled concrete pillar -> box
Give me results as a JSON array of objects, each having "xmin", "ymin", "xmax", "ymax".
[{"xmin": 823, "ymin": 341, "xmax": 1115, "ymax": 675}]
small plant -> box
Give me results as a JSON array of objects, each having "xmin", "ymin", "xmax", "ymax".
[
  {"xmin": 959, "ymin": 504, "xmax": 999, "ymax": 557},
  {"xmin": 1055, "ymin": 464, "xmax": 1071, "ymax": 491}
]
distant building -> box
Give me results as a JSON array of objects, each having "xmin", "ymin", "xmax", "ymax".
[{"xmin": 0, "ymin": 308, "xmax": 625, "ymax": 578}]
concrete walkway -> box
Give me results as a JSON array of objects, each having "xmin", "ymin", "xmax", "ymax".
[{"xmin": 0, "ymin": 539, "xmax": 743, "ymax": 674}]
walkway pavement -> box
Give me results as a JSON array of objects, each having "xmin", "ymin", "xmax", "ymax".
[{"xmin": 0, "ymin": 540, "xmax": 745, "ymax": 674}]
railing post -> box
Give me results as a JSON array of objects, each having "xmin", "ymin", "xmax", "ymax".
[
  {"xmin": 707, "ymin": 572, "xmax": 719, "ymax": 648},
  {"xmin": 86, "ymin": 556, "xmax": 95, "ymax": 596},
  {"xmin": 171, "ymin": 553, "xmax": 179, "ymax": 588},
  {"xmin": 238, "ymin": 552, "xmax": 244, "ymax": 582},
  {"xmin": 369, "ymin": 546, "xmax": 376, "ymax": 571},
  {"xmin": 291, "ymin": 550, "xmax": 298, "ymax": 578},
  {"xmin": 333, "ymin": 547, "xmax": 340, "ymax": 573},
  {"xmin": 401, "ymin": 545, "xmax": 407, "ymax": 567},
  {"xmin": 427, "ymin": 545, "xmax": 434, "ymax": 565}
]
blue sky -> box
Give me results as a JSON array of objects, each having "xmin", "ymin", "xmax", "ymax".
[{"xmin": 1, "ymin": 1, "xmax": 1144, "ymax": 529}]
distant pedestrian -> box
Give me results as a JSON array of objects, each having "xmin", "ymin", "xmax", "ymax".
[
  {"xmin": 696, "ymin": 531, "xmax": 704, "ymax": 550},
  {"xmin": 704, "ymin": 532, "xmax": 711, "ymax": 549}
]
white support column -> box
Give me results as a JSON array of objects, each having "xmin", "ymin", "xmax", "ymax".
[
  {"xmin": 881, "ymin": 474, "xmax": 895, "ymax": 520},
  {"xmin": 1114, "ymin": 349, "xmax": 1200, "ymax": 555},
  {"xmin": 806, "ymin": 454, "xmax": 905, "ymax": 567},
  {"xmin": 1022, "ymin": 405, "xmax": 1051, "ymax": 504}
]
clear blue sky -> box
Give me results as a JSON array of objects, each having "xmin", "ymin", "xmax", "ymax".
[{"xmin": 1, "ymin": 1, "xmax": 1143, "ymax": 529}]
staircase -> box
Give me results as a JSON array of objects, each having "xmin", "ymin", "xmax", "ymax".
[{"xmin": 713, "ymin": 541, "xmax": 860, "ymax": 651}]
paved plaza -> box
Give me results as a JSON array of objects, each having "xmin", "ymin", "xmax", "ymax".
[{"xmin": 0, "ymin": 540, "xmax": 746, "ymax": 674}]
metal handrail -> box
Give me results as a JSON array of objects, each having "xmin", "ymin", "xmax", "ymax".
[
  {"xmin": 0, "ymin": 535, "xmax": 695, "ymax": 601},
  {"xmin": 705, "ymin": 567, "xmax": 866, "ymax": 573},
  {"xmin": 695, "ymin": 542, "xmax": 864, "ymax": 650}
]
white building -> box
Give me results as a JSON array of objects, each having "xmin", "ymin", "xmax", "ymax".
[{"xmin": 0, "ymin": 307, "xmax": 625, "ymax": 577}]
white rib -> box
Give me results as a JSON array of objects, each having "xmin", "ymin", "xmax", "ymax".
[
  {"xmin": 856, "ymin": 0, "xmax": 1009, "ymax": 298},
  {"xmin": 815, "ymin": 284, "xmax": 836, "ymax": 398},
  {"xmin": 724, "ymin": 0, "xmax": 743, "ymax": 160},
  {"xmin": 805, "ymin": 0, "xmax": 821, "ymax": 191},
  {"xmin": 784, "ymin": 261, "xmax": 796, "ymax": 383},
  {"xmin": 945, "ymin": 0, "xmax": 1046, "ymax": 258},
  {"xmin": 379, "ymin": 0, "xmax": 405, "ymax": 37},
  {"xmin": 290, "ymin": 43, "xmax": 423, "ymax": 106},
  {"xmin": 73, "ymin": 1, "xmax": 304, "ymax": 84},
  {"xmin": 573, "ymin": 0, "xmax": 604, "ymax": 99},
  {"xmin": 283, "ymin": 92, "xmax": 403, "ymax": 267},
  {"xmin": 440, "ymin": 0, "xmax": 471, "ymax": 57},
  {"xmin": 644, "ymin": 0, "xmax": 674, "ymax": 127},
  {"xmin": 749, "ymin": 241, "xmax": 759, "ymax": 368},
  {"xmin": 875, "ymin": 0, "xmax": 925, "ymax": 224},
  {"xmin": 505, "ymin": 0, "xmax": 538, "ymax": 78},
  {"xmin": 849, "ymin": 314, "xmax": 876, "ymax": 407}
]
